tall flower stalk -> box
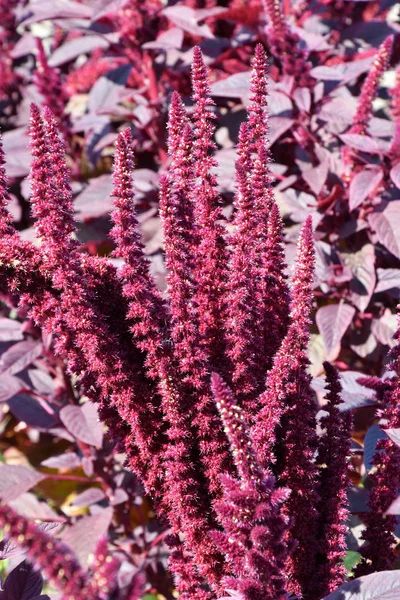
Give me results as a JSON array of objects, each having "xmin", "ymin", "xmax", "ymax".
[{"xmin": 0, "ymin": 45, "xmax": 359, "ymax": 600}]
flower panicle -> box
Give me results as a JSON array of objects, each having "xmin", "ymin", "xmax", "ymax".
[
  {"xmin": 314, "ymin": 362, "xmax": 352, "ymax": 596},
  {"xmin": 350, "ymin": 35, "xmax": 393, "ymax": 135},
  {"xmin": 0, "ymin": 503, "xmax": 92, "ymax": 600}
]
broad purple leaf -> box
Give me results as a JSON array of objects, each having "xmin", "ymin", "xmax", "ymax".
[
  {"xmin": 48, "ymin": 35, "xmax": 110, "ymax": 67},
  {"xmin": 60, "ymin": 402, "xmax": 103, "ymax": 447},
  {"xmin": 110, "ymin": 488, "xmax": 129, "ymax": 506},
  {"xmin": 61, "ymin": 507, "xmax": 113, "ymax": 567},
  {"xmin": 210, "ymin": 72, "xmax": 250, "ymax": 100},
  {"xmin": 142, "ymin": 27, "xmax": 184, "ymax": 50},
  {"xmin": 302, "ymin": 160, "xmax": 329, "ymax": 196},
  {"xmin": 0, "ymin": 319, "xmax": 23, "ymax": 342},
  {"xmin": 383, "ymin": 428, "xmax": 400, "ymax": 447},
  {"xmin": 342, "ymin": 245, "xmax": 376, "ymax": 312},
  {"xmin": 19, "ymin": 0, "xmax": 92, "ymax": 25},
  {"xmin": 312, "ymin": 371, "xmax": 377, "ymax": 411},
  {"xmin": 269, "ymin": 117, "xmax": 295, "ymax": 146},
  {"xmin": 2, "ymin": 128, "xmax": 32, "ymax": 178},
  {"xmin": 2, "ymin": 561, "xmax": 44, "ymax": 600},
  {"xmin": 0, "ymin": 375, "xmax": 24, "ymax": 403},
  {"xmin": 293, "ymin": 87, "xmax": 311, "ymax": 113},
  {"xmin": 390, "ymin": 163, "xmax": 400, "ymax": 189},
  {"xmin": 349, "ymin": 168, "xmax": 383, "ymax": 211},
  {"xmin": 0, "ymin": 341, "xmax": 43, "ymax": 376},
  {"xmin": 91, "ymin": 0, "xmax": 126, "ymax": 20},
  {"xmin": 162, "ymin": 6, "xmax": 214, "ymax": 38},
  {"xmin": 87, "ymin": 65, "xmax": 131, "ymax": 113},
  {"xmin": 348, "ymin": 486, "xmax": 370, "ymax": 513},
  {"xmin": 316, "ymin": 301, "xmax": 355, "ymax": 358},
  {"xmin": 324, "ymin": 569, "xmax": 400, "ymax": 599},
  {"xmin": 81, "ymin": 456, "xmax": 94, "ymax": 477},
  {"xmin": 74, "ymin": 174, "xmax": 113, "ymax": 221},
  {"xmin": 371, "ymin": 312, "xmax": 397, "ymax": 347},
  {"xmin": 376, "ymin": 268, "xmax": 400, "ymax": 294},
  {"xmin": 0, "ymin": 538, "xmax": 22, "ymax": 560},
  {"xmin": 368, "ymin": 202, "xmax": 400, "ymax": 260},
  {"xmin": 318, "ymin": 97, "xmax": 357, "ymax": 132},
  {"xmin": 386, "ymin": 496, "xmax": 400, "ymax": 515},
  {"xmin": 10, "ymin": 493, "xmax": 61, "ymax": 521},
  {"xmin": 364, "ymin": 425, "xmax": 387, "ymax": 473},
  {"xmin": 28, "ymin": 369, "xmax": 54, "ymax": 394},
  {"xmin": 71, "ymin": 487, "xmax": 106, "ymax": 507},
  {"xmin": 8, "ymin": 394, "xmax": 57, "ymax": 429},
  {"xmin": 0, "ymin": 465, "xmax": 46, "ymax": 502},
  {"xmin": 340, "ymin": 133, "xmax": 383, "ymax": 155},
  {"xmin": 41, "ymin": 452, "xmax": 81, "ymax": 470}
]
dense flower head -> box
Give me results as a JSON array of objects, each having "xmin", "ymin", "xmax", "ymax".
[{"xmin": 0, "ymin": 45, "xmax": 360, "ymax": 600}]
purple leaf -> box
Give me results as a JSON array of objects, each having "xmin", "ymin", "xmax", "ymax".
[
  {"xmin": 312, "ymin": 370, "xmax": 377, "ymax": 411},
  {"xmin": 82, "ymin": 456, "xmax": 94, "ymax": 477},
  {"xmin": 0, "ymin": 538, "xmax": 22, "ymax": 560},
  {"xmin": 19, "ymin": 0, "xmax": 92, "ymax": 25},
  {"xmin": 323, "ymin": 569, "xmax": 400, "ymax": 599},
  {"xmin": 376, "ymin": 268, "xmax": 400, "ymax": 294},
  {"xmin": 142, "ymin": 27, "xmax": 184, "ymax": 50},
  {"xmin": 162, "ymin": 6, "xmax": 214, "ymax": 38},
  {"xmin": 386, "ymin": 496, "xmax": 400, "ymax": 515},
  {"xmin": 2, "ymin": 128, "xmax": 31, "ymax": 178},
  {"xmin": 302, "ymin": 160, "xmax": 329, "ymax": 196},
  {"xmin": 349, "ymin": 168, "xmax": 383, "ymax": 211},
  {"xmin": 0, "ymin": 465, "xmax": 46, "ymax": 502},
  {"xmin": 61, "ymin": 507, "xmax": 113, "ymax": 567},
  {"xmin": 2, "ymin": 561, "xmax": 44, "ymax": 600},
  {"xmin": 28, "ymin": 369, "xmax": 54, "ymax": 394},
  {"xmin": 0, "ymin": 341, "xmax": 43, "ymax": 376},
  {"xmin": 41, "ymin": 452, "xmax": 81, "ymax": 470},
  {"xmin": 368, "ymin": 202, "xmax": 400, "ymax": 260},
  {"xmin": 316, "ymin": 301, "xmax": 355, "ymax": 358},
  {"xmin": 371, "ymin": 312, "xmax": 397, "ymax": 347},
  {"xmin": 293, "ymin": 87, "xmax": 311, "ymax": 113},
  {"xmin": 10, "ymin": 493, "xmax": 61, "ymax": 521},
  {"xmin": 8, "ymin": 395, "xmax": 57, "ymax": 430},
  {"xmin": 87, "ymin": 65, "xmax": 131, "ymax": 113},
  {"xmin": 383, "ymin": 428, "xmax": 400, "ymax": 448},
  {"xmin": 390, "ymin": 163, "xmax": 400, "ymax": 189},
  {"xmin": 48, "ymin": 35, "xmax": 110, "ymax": 67},
  {"xmin": 364, "ymin": 425, "xmax": 387, "ymax": 473},
  {"xmin": 269, "ymin": 117, "xmax": 295, "ymax": 146},
  {"xmin": 210, "ymin": 72, "xmax": 250, "ymax": 100},
  {"xmin": 71, "ymin": 487, "xmax": 106, "ymax": 507},
  {"xmin": 60, "ymin": 402, "xmax": 103, "ymax": 447},
  {"xmin": 0, "ymin": 375, "xmax": 24, "ymax": 402},
  {"xmin": 0, "ymin": 319, "xmax": 23, "ymax": 342},
  {"xmin": 74, "ymin": 174, "xmax": 114, "ymax": 221},
  {"xmin": 340, "ymin": 133, "xmax": 384, "ymax": 155},
  {"xmin": 342, "ymin": 244, "xmax": 376, "ymax": 312}
]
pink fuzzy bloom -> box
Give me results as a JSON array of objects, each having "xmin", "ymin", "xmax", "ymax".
[
  {"xmin": 262, "ymin": 0, "xmax": 313, "ymax": 87},
  {"xmin": 112, "ymin": 129, "xmax": 222, "ymax": 586},
  {"xmin": 350, "ymin": 35, "xmax": 393, "ymax": 135},
  {"xmin": 0, "ymin": 503, "xmax": 91, "ymax": 600},
  {"xmin": 313, "ymin": 362, "xmax": 351, "ymax": 596},
  {"xmin": 211, "ymin": 374, "xmax": 290, "ymax": 600},
  {"xmin": 247, "ymin": 44, "xmax": 269, "ymax": 156},
  {"xmin": 252, "ymin": 217, "xmax": 319, "ymax": 597},
  {"xmin": 34, "ymin": 38, "xmax": 69, "ymax": 141},
  {"xmin": 190, "ymin": 46, "xmax": 228, "ymax": 366},
  {"xmin": 355, "ymin": 318, "xmax": 400, "ymax": 576},
  {"xmin": 87, "ymin": 536, "xmax": 121, "ymax": 600}
]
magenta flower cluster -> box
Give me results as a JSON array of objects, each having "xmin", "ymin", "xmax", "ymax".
[{"xmin": 0, "ymin": 43, "xmax": 383, "ymax": 600}]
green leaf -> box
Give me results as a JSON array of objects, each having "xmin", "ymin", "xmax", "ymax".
[{"xmin": 344, "ymin": 550, "xmax": 361, "ymax": 573}]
